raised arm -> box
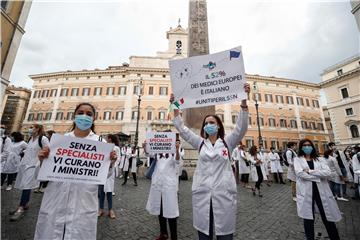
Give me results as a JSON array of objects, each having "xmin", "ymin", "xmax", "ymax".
[{"xmin": 172, "ymin": 115, "xmax": 203, "ymax": 150}]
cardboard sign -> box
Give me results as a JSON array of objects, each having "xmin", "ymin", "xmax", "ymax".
[
  {"xmin": 146, "ymin": 132, "xmax": 176, "ymax": 154},
  {"xmin": 37, "ymin": 134, "xmax": 114, "ymax": 185},
  {"xmin": 169, "ymin": 46, "xmax": 247, "ymax": 109}
]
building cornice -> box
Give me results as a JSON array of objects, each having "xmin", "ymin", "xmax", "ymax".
[
  {"xmin": 319, "ymin": 67, "xmax": 360, "ymax": 88},
  {"xmin": 321, "ymin": 54, "xmax": 360, "ymax": 75},
  {"xmin": 245, "ymin": 74, "xmax": 320, "ymax": 89}
]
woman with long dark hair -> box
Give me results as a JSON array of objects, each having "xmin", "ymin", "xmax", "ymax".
[
  {"xmin": 248, "ymin": 145, "xmax": 267, "ymax": 197},
  {"xmin": 10, "ymin": 124, "xmax": 49, "ymax": 221},
  {"xmin": 170, "ymin": 83, "xmax": 250, "ymax": 240},
  {"xmin": 34, "ymin": 102, "xmax": 117, "ymax": 239},
  {"xmin": 294, "ymin": 139, "xmax": 341, "ymax": 240}
]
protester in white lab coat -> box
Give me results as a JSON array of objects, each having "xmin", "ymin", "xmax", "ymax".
[
  {"xmin": 146, "ymin": 141, "xmax": 182, "ymax": 240},
  {"xmin": 259, "ymin": 149, "xmax": 271, "ymax": 186},
  {"xmin": 34, "ymin": 103, "xmax": 117, "ymax": 240},
  {"xmin": 248, "ymin": 145, "xmax": 268, "ymax": 197},
  {"xmin": 122, "ymin": 145, "xmax": 138, "ymax": 186},
  {"xmin": 232, "ymin": 142, "xmax": 250, "ymax": 188},
  {"xmin": 323, "ymin": 149, "xmax": 348, "ymax": 201},
  {"xmin": 1, "ymin": 132, "xmax": 27, "ymax": 191},
  {"xmin": 268, "ymin": 147, "xmax": 285, "ymax": 184},
  {"xmin": 176, "ymin": 139, "xmax": 185, "ymax": 183},
  {"xmin": 98, "ymin": 134, "xmax": 121, "ymax": 219},
  {"xmin": 351, "ymin": 145, "xmax": 360, "ymax": 200},
  {"xmin": 286, "ymin": 142, "xmax": 298, "ymax": 201},
  {"xmin": 10, "ymin": 124, "xmax": 49, "ymax": 222},
  {"xmin": 1, "ymin": 124, "xmax": 12, "ymax": 186},
  {"xmin": 118, "ymin": 144, "xmax": 127, "ymax": 178},
  {"xmin": 294, "ymin": 139, "xmax": 341, "ymax": 240},
  {"xmin": 170, "ymin": 83, "xmax": 250, "ymax": 240}
]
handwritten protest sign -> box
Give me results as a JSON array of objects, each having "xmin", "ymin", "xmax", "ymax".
[
  {"xmin": 37, "ymin": 134, "xmax": 114, "ymax": 185},
  {"xmin": 146, "ymin": 132, "xmax": 176, "ymax": 154},
  {"xmin": 169, "ymin": 46, "xmax": 247, "ymax": 109}
]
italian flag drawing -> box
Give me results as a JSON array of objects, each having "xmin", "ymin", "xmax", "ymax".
[{"xmin": 173, "ymin": 98, "xmax": 184, "ymax": 109}]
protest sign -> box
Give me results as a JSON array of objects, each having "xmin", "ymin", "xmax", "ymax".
[
  {"xmin": 146, "ymin": 132, "xmax": 176, "ymax": 154},
  {"xmin": 37, "ymin": 134, "xmax": 114, "ymax": 185},
  {"xmin": 169, "ymin": 46, "xmax": 247, "ymax": 109}
]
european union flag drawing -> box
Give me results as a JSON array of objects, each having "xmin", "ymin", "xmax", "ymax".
[{"xmin": 230, "ymin": 51, "xmax": 241, "ymax": 60}]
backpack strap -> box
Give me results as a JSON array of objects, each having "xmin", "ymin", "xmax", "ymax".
[
  {"xmin": 2, "ymin": 136, "xmax": 6, "ymax": 145},
  {"xmin": 198, "ymin": 140, "xmax": 205, "ymax": 153},
  {"xmin": 38, "ymin": 135, "xmax": 43, "ymax": 149}
]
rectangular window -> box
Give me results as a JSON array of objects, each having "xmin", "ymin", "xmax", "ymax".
[
  {"xmin": 317, "ymin": 123, "xmax": 324, "ymax": 131},
  {"xmin": 232, "ymin": 115, "xmax": 237, "ymax": 124},
  {"xmin": 118, "ymin": 86, "xmax": 127, "ymax": 95},
  {"xmin": 246, "ymin": 139, "xmax": 254, "ymax": 148},
  {"xmin": 71, "ymin": 88, "xmax": 79, "ymax": 96},
  {"xmin": 276, "ymin": 95, "xmax": 284, "ymax": 103},
  {"xmin": 82, "ymin": 88, "xmax": 90, "ymax": 96},
  {"xmin": 33, "ymin": 91, "xmax": 38, "ymax": 98},
  {"xmin": 28, "ymin": 113, "xmax": 34, "ymax": 121},
  {"xmin": 259, "ymin": 117, "xmax": 264, "ymax": 126},
  {"xmin": 312, "ymin": 100, "xmax": 319, "ymax": 108},
  {"xmin": 310, "ymin": 122, "xmax": 316, "ymax": 130},
  {"xmin": 271, "ymin": 140, "xmax": 278, "ymax": 149},
  {"xmin": 159, "ymin": 87, "xmax": 168, "ymax": 96},
  {"xmin": 107, "ymin": 87, "xmax": 114, "ymax": 96},
  {"xmin": 116, "ymin": 111, "xmax": 124, "ymax": 120},
  {"xmin": 290, "ymin": 120, "xmax": 297, "ymax": 128},
  {"xmin": 159, "ymin": 112, "xmax": 166, "ymax": 120},
  {"xmin": 148, "ymin": 86, "xmax": 154, "ymax": 95},
  {"xmin": 297, "ymin": 97, "xmax": 304, "ymax": 106},
  {"xmin": 147, "ymin": 111, "xmax": 152, "ymax": 120},
  {"xmin": 346, "ymin": 108, "xmax": 353, "ymax": 116},
  {"xmin": 45, "ymin": 112, "xmax": 52, "ymax": 120},
  {"xmin": 41, "ymin": 90, "xmax": 46, "ymax": 98},
  {"xmin": 133, "ymin": 86, "xmax": 139, "ymax": 95},
  {"xmin": 301, "ymin": 121, "xmax": 307, "ymax": 129},
  {"xmin": 132, "ymin": 111, "xmax": 138, "ymax": 120},
  {"xmin": 94, "ymin": 87, "xmax": 102, "ymax": 96},
  {"xmin": 280, "ymin": 119, "xmax": 287, "ymax": 128},
  {"xmin": 268, "ymin": 118, "xmax": 276, "ymax": 127},
  {"xmin": 253, "ymin": 93, "xmax": 262, "ymax": 102},
  {"xmin": 341, "ymin": 88, "xmax": 349, "ymax": 99},
  {"xmin": 265, "ymin": 94, "xmax": 273, "ymax": 103},
  {"xmin": 248, "ymin": 116, "xmax": 252, "ymax": 125},
  {"xmin": 305, "ymin": 99, "xmax": 310, "ymax": 107},
  {"xmin": 56, "ymin": 112, "xmax": 63, "ymax": 120},
  {"xmin": 104, "ymin": 111, "xmax": 111, "ymax": 120},
  {"xmin": 60, "ymin": 88, "xmax": 68, "ymax": 97},
  {"xmin": 67, "ymin": 112, "xmax": 74, "ymax": 120},
  {"xmin": 50, "ymin": 89, "xmax": 57, "ymax": 97},
  {"xmin": 36, "ymin": 113, "xmax": 43, "ymax": 121},
  {"xmin": 337, "ymin": 69, "xmax": 343, "ymax": 76},
  {"xmin": 286, "ymin": 96, "xmax": 294, "ymax": 104}
]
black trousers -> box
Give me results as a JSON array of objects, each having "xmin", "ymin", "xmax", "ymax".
[
  {"xmin": 123, "ymin": 171, "xmax": 137, "ymax": 184},
  {"xmin": 303, "ymin": 183, "xmax": 340, "ymax": 240},
  {"xmin": 255, "ymin": 166, "xmax": 263, "ymax": 190},
  {"xmin": 272, "ymin": 173, "xmax": 285, "ymax": 183},
  {"xmin": 159, "ymin": 198, "xmax": 177, "ymax": 240},
  {"xmin": 1, "ymin": 173, "xmax": 17, "ymax": 186}
]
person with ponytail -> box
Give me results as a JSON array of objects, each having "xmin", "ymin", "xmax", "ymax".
[
  {"xmin": 33, "ymin": 103, "xmax": 117, "ymax": 240},
  {"xmin": 170, "ymin": 83, "xmax": 250, "ymax": 240}
]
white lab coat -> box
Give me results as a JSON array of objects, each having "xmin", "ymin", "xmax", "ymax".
[
  {"xmin": 1, "ymin": 136, "xmax": 12, "ymax": 172},
  {"xmin": 123, "ymin": 148, "xmax": 137, "ymax": 173},
  {"xmin": 173, "ymin": 110, "xmax": 248, "ymax": 236},
  {"xmin": 294, "ymin": 156, "xmax": 342, "ymax": 222},
  {"xmin": 268, "ymin": 152, "xmax": 283, "ymax": 173},
  {"xmin": 146, "ymin": 154, "xmax": 180, "ymax": 218},
  {"xmin": 2, "ymin": 141, "xmax": 28, "ymax": 174},
  {"xmin": 34, "ymin": 131, "xmax": 112, "ymax": 240},
  {"xmin": 104, "ymin": 145, "xmax": 120, "ymax": 193},
  {"xmin": 335, "ymin": 150, "xmax": 353, "ymax": 182},
  {"xmin": 324, "ymin": 156, "xmax": 344, "ymax": 184},
  {"xmin": 286, "ymin": 149, "xmax": 297, "ymax": 181},
  {"xmin": 249, "ymin": 154, "xmax": 268, "ymax": 182},
  {"xmin": 232, "ymin": 148, "xmax": 250, "ymax": 174},
  {"xmin": 118, "ymin": 146, "xmax": 127, "ymax": 169},
  {"xmin": 259, "ymin": 152, "xmax": 269, "ymax": 176},
  {"xmin": 352, "ymin": 153, "xmax": 360, "ymax": 184},
  {"xmin": 14, "ymin": 136, "xmax": 49, "ymax": 190},
  {"xmin": 177, "ymin": 147, "xmax": 185, "ymax": 177}
]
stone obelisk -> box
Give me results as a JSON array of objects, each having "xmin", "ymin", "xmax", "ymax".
[{"xmin": 183, "ymin": 0, "xmax": 215, "ymax": 129}]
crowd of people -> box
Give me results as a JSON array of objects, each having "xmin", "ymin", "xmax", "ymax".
[{"xmin": 0, "ymin": 83, "xmax": 359, "ymax": 240}]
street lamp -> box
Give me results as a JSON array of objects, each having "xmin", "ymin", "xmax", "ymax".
[
  {"xmin": 134, "ymin": 78, "xmax": 143, "ymax": 163},
  {"xmin": 253, "ymin": 82, "xmax": 263, "ymax": 149}
]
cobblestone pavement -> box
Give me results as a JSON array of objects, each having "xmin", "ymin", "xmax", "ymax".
[{"xmin": 2, "ymin": 178, "xmax": 360, "ymax": 240}]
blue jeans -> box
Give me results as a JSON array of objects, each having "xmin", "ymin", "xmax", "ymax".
[
  {"xmin": 20, "ymin": 189, "xmax": 31, "ymax": 207},
  {"xmin": 329, "ymin": 181, "xmax": 340, "ymax": 197},
  {"xmin": 98, "ymin": 185, "xmax": 113, "ymax": 210},
  {"xmin": 197, "ymin": 200, "xmax": 233, "ymax": 240}
]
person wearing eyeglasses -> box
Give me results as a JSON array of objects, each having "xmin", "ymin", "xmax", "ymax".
[
  {"xmin": 170, "ymin": 83, "xmax": 250, "ymax": 240},
  {"xmin": 294, "ymin": 139, "xmax": 341, "ymax": 240}
]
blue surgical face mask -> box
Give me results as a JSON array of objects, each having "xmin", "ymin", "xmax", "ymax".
[
  {"xmin": 302, "ymin": 146, "xmax": 313, "ymax": 155},
  {"xmin": 74, "ymin": 114, "xmax": 93, "ymax": 131},
  {"xmin": 203, "ymin": 123, "xmax": 218, "ymax": 136}
]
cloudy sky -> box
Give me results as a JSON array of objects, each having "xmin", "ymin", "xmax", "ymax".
[{"xmin": 10, "ymin": 0, "xmax": 359, "ymax": 89}]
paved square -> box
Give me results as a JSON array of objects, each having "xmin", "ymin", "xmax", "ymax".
[{"xmin": 2, "ymin": 178, "xmax": 359, "ymax": 239}]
